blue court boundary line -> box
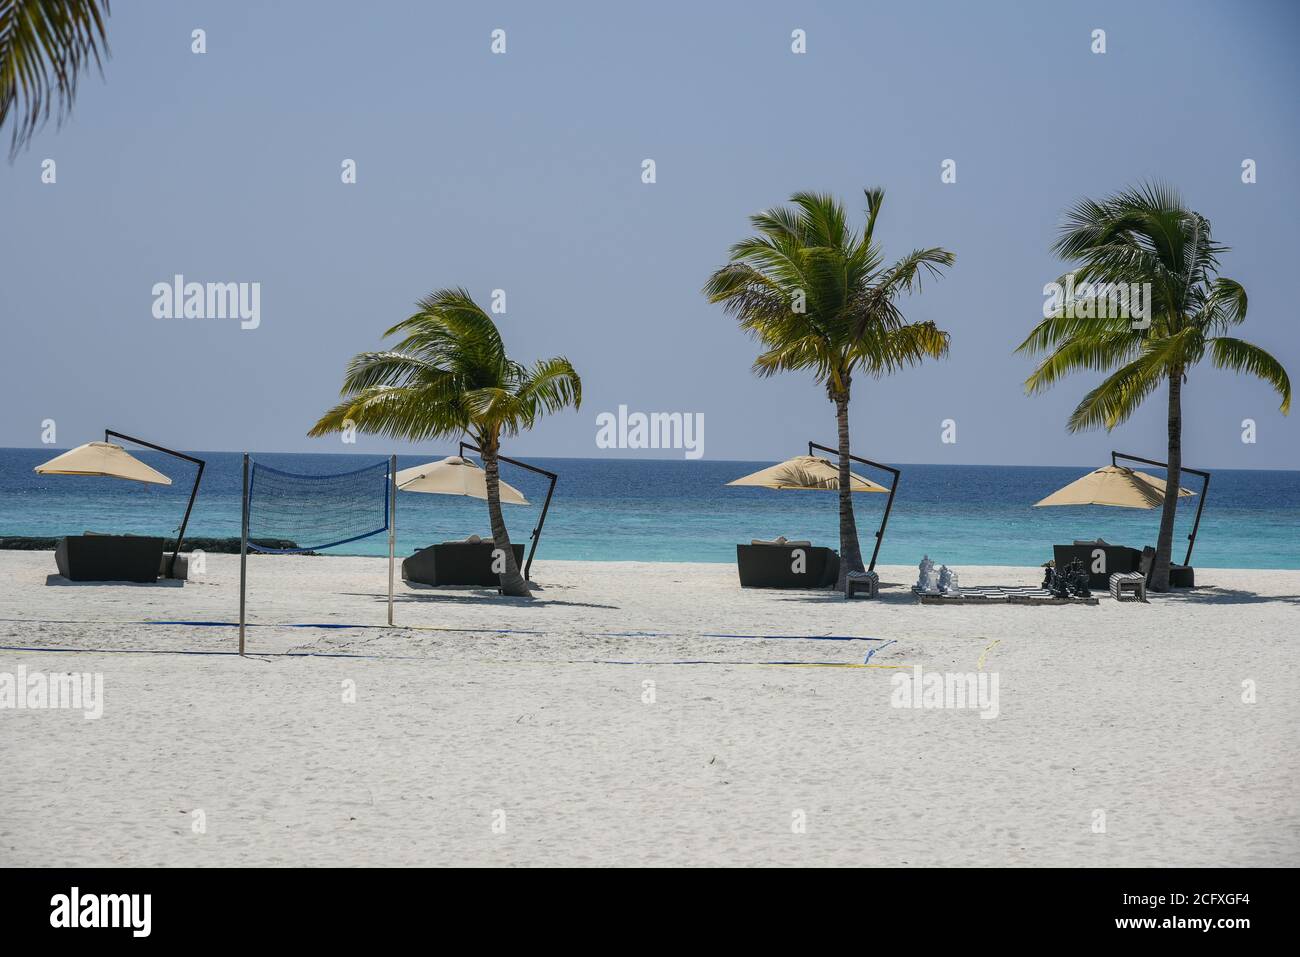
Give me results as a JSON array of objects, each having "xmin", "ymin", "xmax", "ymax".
[
  {"xmin": 0, "ymin": 618, "xmax": 887, "ymax": 643},
  {"xmin": 0, "ymin": 644, "xmax": 409, "ymax": 660},
  {"xmin": 0, "ymin": 645, "xmax": 897, "ymax": 668},
  {"xmin": 701, "ymin": 632, "xmax": 882, "ymax": 642},
  {"xmin": 864, "ymin": 639, "xmax": 897, "ymax": 663},
  {"xmin": 148, "ymin": 620, "xmax": 548, "ymax": 635}
]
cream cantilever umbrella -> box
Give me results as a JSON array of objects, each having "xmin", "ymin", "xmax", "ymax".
[
  {"xmin": 1034, "ymin": 465, "xmax": 1194, "ymax": 510},
  {"xmin": 35, "ymin": 441, "xmax": 172, "ymax": 485},
  {"xmin": 727, "ymin": 454, "xmax": 888, "ymax": 493},
  {"xmin": 397, "ymin": 456, "xmax": 528, "ymax": 504},
  {"xmin": 728, "ymin": 452, "xmax": 895, "ymax": 574}
]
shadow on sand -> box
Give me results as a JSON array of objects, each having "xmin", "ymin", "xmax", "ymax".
[
  {"xmin": 44, "ymin": 574, "xmax": 184, "ymax": 588},
  {"xmin": 763, "ymin": 585, "xmax": 917, "ymax": 606},
  {"xmin": 1155, "ymin": 585, "xmax": 1300, "ymax": 606},
  {"xmin": 342, "ymin": 586, "xmax": 620, "ymax": 612}
]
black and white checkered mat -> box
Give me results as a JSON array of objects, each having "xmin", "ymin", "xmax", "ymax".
[{"xmin": 912, "ymin": 585, "xmax": 1098, "ymax": 605}]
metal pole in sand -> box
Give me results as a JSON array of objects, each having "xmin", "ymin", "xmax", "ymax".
[
  {"xmin": 388, "ymin": 454, "xmax": 396, "ymax": 626},
  {"xmin": 239, "ymin": 453, "xmax": 249, "ymax": 655}
]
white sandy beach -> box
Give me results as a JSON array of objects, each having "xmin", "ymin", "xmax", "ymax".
[{"xmin": 1, "ymin": 549, "xmax": 1297, "ymax": 867}]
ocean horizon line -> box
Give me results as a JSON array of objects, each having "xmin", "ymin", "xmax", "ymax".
[{"xmin": 3, "ymin": 445, "xmax": 1298, "ymax": 475}]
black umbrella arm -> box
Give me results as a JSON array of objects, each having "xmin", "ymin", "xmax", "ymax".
[
  {"xmin": 1110, "ymin": 451, "xmax": 1210, "ymax": 566},
  {"xmin": 458, "ymin": 440, "xmax": 557, "ymax": 582},
  {"xmin": 808, "ymin": 441, "xmax": 901, "ymax": 573},
  {"xmin": 105, "ymin": 429, "xmax": 205, "ymax": 579}
]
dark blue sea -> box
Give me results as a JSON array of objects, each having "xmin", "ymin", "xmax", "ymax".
[{"xmin": 2, "ymin": 448, "xmax": 1297, "ymax": 569}]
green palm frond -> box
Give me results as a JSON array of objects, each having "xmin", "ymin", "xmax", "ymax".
[
  {"xmin": 1210, "ymin": 337, "xmax": 1292, "ymax": 414},
  {"xmin": 309, "ymin": 289, "xmax": 583, "ymax": 444},
  {"xmin": 862, "ymin": 187, "xmax": 885, "ymax": 246},
  {"xmin": 339, "ymin": 351, "xmax": 443, "ymax": 391},
  {"xmin": 0, "ymin": 0, "xmax": 110, "ymax": 159},
  {"xmin": 852, "ymin": 321, "xmax": 950, "ymax": 378},
  {"xmin": 1024, "ymin": 332, "xmax": 1143, "ymax": 394},
  {"xmin": 753, "ymin": 334, "xmax": 836, "ymax": 380},
  {"xmin": 705, "ymin": 187, "xmax": 953, "ymax": 394},
  {"xmin": 1017, "ymin": 301, "xmax": 1134, "ymax": 357},
  {"xmin": 515, "ymin": 357, "xmax": 582, "ymax": 417},
  {"xmin": 874, "ymin": 247, "xmax": 956, "ymax": 298},
  {"xmin": 726, "ymin": 235, "xmax": 811, "ymax": 291},
  {"xmin": 1065, "ymin": 353, "xmax": 1166, "ymax": 432},
  {"xmin": 307, "ymin": 384, "xmax": 467, "ymax": 443},
  {"xmin": 750, "ymin": 204, "xmax": 806, "ymax": 244},
  {"xmin": 1022, "ymin": 180, "xmax": 1289, "ymax": 433},
  {"xmin": 1203, "ymin": 277, "xmax": 1248, "ymax": 330},
  {"xmin": 386, "ymin": 287, "xmax": 506, "ymax": 377},
  {"xmin": 789, "ymin": 191, "xmax": 849, "ymax": 248}
]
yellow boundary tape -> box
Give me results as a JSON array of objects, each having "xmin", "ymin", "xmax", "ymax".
[{"xmin": 977, "ymin": 638, "xmax": 1002, "ymax": 671}]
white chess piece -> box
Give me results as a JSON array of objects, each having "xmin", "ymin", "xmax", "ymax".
[
  {"xmin": 938, "ymin": 564, "xmax": 957, "ymax": 594},
  {"xmin": 917, "ymin": 555, "xmax": 937, "ymax": 592}
]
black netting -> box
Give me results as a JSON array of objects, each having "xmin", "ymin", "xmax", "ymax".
[{"xmin": 246, "ymin": 459, "xmax": 389, "ymax": 553}]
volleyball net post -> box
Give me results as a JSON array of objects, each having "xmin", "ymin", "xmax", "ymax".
[
  {"xmin": 239, "ymin": 452, "xmax": 249, "ymax": 655},
  {"xmin": 388, "ymin": 453, "xmax": 396, "ymax": 627}
]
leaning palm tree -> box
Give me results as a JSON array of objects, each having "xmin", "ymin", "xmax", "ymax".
[
  {"xmin": 705, "ymin": 189, "xmax": 953, "ymax": 588},
  {"xmin": 1018, "ymin": 182, "xmax": 1290, "ymax": 591},
  {"xmin": 0, "ymin": 0, "xmax": 111, "ymax": 160},
  {"xmin": 308, "ymin": 289, "xmax": 581, "ymax": 598}
]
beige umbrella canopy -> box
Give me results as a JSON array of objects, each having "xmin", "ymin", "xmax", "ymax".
[
  {"xmin": 1034, "ymin": 465, "xmax": 1194, "ymax": 510},
  {"xmin": 397, "ymin": 456, "xmax": 528, "ymax": 504},
  {"xmin": 727, "ymin": 454, "xmax": 888, "ymax": 492},
  {"xmin": 34, "ymin": 441, "xmax": 172, "ymax": 485}
]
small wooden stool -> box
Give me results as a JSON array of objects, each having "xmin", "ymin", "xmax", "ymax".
[
  {"xmin": 1109, "ymin": 572, "xmax": 1146, "ymax": 602},
  {"xmin": 845, "ymin": 570, "xmax": 879, "ymax": 599}
]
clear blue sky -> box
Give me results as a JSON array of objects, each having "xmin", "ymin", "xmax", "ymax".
[{"xmin": 2, "ymin": 0, "xmax": 1297, "ymax": 468}]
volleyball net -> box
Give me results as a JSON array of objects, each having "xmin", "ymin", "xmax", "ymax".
[{"xmin": 239, "ymin": 454, "xmax": 397, "ymax": 651}]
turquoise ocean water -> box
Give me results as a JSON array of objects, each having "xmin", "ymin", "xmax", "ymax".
[{"xmin": 1, "ymin": 448, "xmax": 1296, "ymax": 569}]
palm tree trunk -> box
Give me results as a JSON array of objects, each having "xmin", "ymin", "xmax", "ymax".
[
  {"xmin": 833, "ymin": 390, "xmax": 865, "ymax": 589},
  {"xmin": 1150, "ymin": 369, "xmax": 1183, "ymax": 592},
  {"xmin": 481, "ymin": 439, "xmax": 530, "ymax": 598}
]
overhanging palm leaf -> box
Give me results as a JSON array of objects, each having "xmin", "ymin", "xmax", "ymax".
[
  {"xmin": 0, "ymin": 0, "xmax": 110, "ymax": 159},
  {"xmin": 1211, "ymin": 338, "xmax": 1291, "ymax": 413},
  {"xmin": 1024, "ymin": 332, "xmax": 1143, "ymax": 394},
  {"xmin": 1065, "ymin": 350, "xmax": 1167, "ymax": 433}
]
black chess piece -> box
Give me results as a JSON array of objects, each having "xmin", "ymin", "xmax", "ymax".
[
  {"xmin": 1048, "ymin": 564, "xmax": 1070, "ymax": 598},
  {"xmin": 1062, "ymin": 558, "xmax": 1092, "ymax": 598}
]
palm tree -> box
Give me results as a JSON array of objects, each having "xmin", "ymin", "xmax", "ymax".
[
  {"xmin": 1017, "ymin": 182, "xmax": 1291, "ymax": 590},
  {"xmin": 0, "ymin": 0, "xmax": 111, "ymax": 160},
  {"xmin": 308, "ymin": 289, "xmax": 581, "ymax": 598},
  {"xmin": 705, "ymin": 189, "xmax": 953, "ymax": 588}
]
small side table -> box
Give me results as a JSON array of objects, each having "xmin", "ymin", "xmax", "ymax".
[
  {"xmin": 1109, "ymin": 572, "xmax": 1146, "ymax": 602},
  {"xmin": 845, "ymin": 570, "xmax": 879, "ymax": 599}
]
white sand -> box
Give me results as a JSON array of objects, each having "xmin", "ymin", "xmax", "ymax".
[{"xmin": 1, "ymin": 549, "xmax": 1297, "ymax": 867}]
